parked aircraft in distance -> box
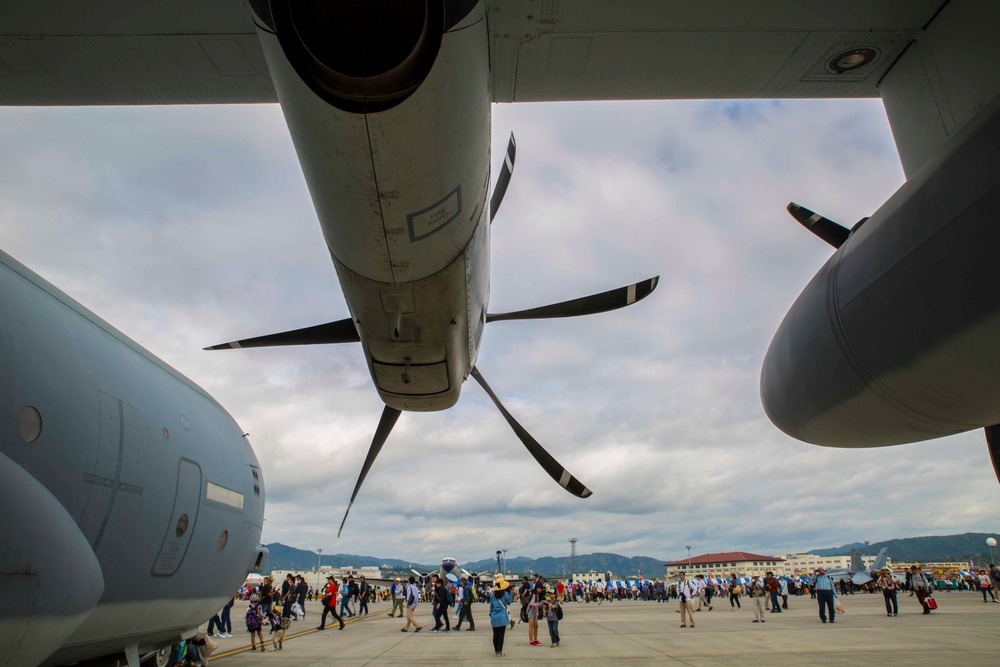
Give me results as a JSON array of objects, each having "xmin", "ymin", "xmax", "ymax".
[
  {"xmin": 411, "ymin": 557, "xmax": 485, "ymax": 585},
  {"xmin": 822, "ymin": 548, "xmax": 890, "ymax": 585}
]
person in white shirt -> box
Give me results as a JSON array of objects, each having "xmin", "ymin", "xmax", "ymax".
[
  {"xmin": 695, "ymin": 575, "xmax": 713, "ymax": 611},
  {"xmin": 676, "ymin": 572, "xmax": 696, "ymax": 628},
  {"xmin": 401, "ymin": 576, "xmax": 423, "ymax": 632}
]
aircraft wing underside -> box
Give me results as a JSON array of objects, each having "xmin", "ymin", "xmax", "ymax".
[{"xmin": 0, "ymin": 0, "xmax": 943, "ymax": 106}]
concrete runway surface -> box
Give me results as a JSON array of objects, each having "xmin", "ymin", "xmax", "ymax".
[{"xmin": 204, "ymin": 591, "xmax": 997, "ymax": 666}]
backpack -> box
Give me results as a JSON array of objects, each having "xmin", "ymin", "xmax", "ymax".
[
  {"xmin": 245, "ymin": 607, "xmax": 260, "ymax": 630},
  {"xmin": 555, "ymin": 604, "xmax": 563, "ymax": 621}
]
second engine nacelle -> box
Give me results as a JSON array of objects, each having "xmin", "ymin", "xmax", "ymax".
[{"xmin": 761, "ymin": 96, "xmax": 1000, "ymax": 448}]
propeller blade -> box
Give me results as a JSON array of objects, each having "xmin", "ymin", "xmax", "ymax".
[
  {"xmin": 337, "ymin": 405, "xmax": 402, "ymax": 537},
  {"xmin": 985, "ymin": 424, "xmax": 1000, "ymax": 484},
  {"xmin": 490, "ymin": 133, "xmax": 516, "ymax": 221},
  {"xmin": 487, "ymin": 276, "xmax": 658, "ymax": 323},
  {"xmin": 411, "ymin": 569, "xmax": 422, "ymax": 578},
  {"xmin": 469, "ymin": 366, "xmax": 592, "ymax": 498},
  {"xmin": 204, "ymin": 317, "xmax": 360, "ymax": 350},
  {"xmin": 787, "ymin": 202, "xmax": 850, "ymax": 248}
]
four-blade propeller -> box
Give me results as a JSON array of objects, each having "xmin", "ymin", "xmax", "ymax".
[{"xmin": 206, "ymin": 133, "xmax": 659, "ymax": 535}]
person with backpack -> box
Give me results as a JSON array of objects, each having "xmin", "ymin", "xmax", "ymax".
[
  {"xmin": 401, "ymin": 576, "xmax": 423, "ymax": 633},
  {"xmin": 245, "ymin": 593, "xmax": 265, "ymax": 651},
  {"xmin": 878, "ymin": 568, "xmax": 899, "ymax": 616},
  {"xmin": 456, "ymin": 576, "xmax": 476, "ymax": 631},
  {"xmin": 267, "ymin": 605, "xmax": 285, "ymax": 651},
  {"xmin": 347, "ymin": 576, "xmax": 360, "ymax": 617},
  {"xmin": 431, "ymin": 578, "xmax": 452, "ymax": 632},
  {"xmin": 487, "ymin": 576, "xmax": 515, "ymax": 657},
  {"xmin": 542, "ymin": 591, "xmax": 562, "ymax": 647},
  {"xmin": 358, "ymin": 575, "xmax": 372, "ymax": 617}
]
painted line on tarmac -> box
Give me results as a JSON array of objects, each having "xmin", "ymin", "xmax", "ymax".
[{"xmin": 210, "ymin": 611, "xmax": 388, "ymax": 661}]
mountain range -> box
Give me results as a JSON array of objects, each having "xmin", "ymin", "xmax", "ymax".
[
  {"xmin": 264, "ymin": 532, "xmax": 999, "ymax": 576},
  {"xmin": 807, "ymin": 532, "xmax": 997, "ymax": 563}
]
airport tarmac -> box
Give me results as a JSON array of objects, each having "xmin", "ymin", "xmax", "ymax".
[{"xmin": 205, "ymin": 591, "xmax": 996, "ymax": 666}]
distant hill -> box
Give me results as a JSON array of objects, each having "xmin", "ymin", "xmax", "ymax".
[
  {"xmin": 463, "ymin": 553, "xmax": 667, "ymax": 578},
  {"xmin": 808, "ymin": 533, "xmax": 997, "ymax": 563},
  {"xmin": 264, "ymin": 543, "xmax": 436, "ymax": 573},
  {"xmin": 264, "ymin": 532, "xmax": 999, "ymax": 577},
  {"xmin": 264, "ymin": 544, "xmax": 667, "ymax": 578}
]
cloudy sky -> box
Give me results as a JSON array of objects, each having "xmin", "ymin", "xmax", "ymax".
[{"xmin": 2, "ymin": 96, "xmax": 996, "ymax": 566}]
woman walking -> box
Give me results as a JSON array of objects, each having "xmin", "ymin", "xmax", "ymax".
[
  {"xmin": 878, "ymin": 568, "xmax": 899, "ymax": 616},
  {"xmin": 526, "ymin": 587, "xmax": 543, "ymax": 646},
  {"xmin": 487, "ymin": 576, "xmax": 515, "ymax": 657},
  {"xmin": 977, "ymin": 569, "xmax": 997, "ymax": 603},
  {"xmin": 729, "ymin": 574, "xmax": 742, "ymax": 611}
]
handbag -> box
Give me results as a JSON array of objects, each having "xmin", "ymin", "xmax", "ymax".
[
  {"xmin": 835, "ymin": 600, "xmax": 845, "ymax": 614},
  {"xmin": 926, "ymin": 596, "xmax": 938, "ymax": 610}
]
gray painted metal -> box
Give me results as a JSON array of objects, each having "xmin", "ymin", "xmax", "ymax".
[
  {"xmin": 0, "ymin": 249, "xmax": 265, "ymax": 666},
  {"xmin": 761, "ymin": 92, "xmax": 1000, "ymax": 447},
  {"xmin": 0, "ymin": 1, "xmax": 943, "ymax": 107}
]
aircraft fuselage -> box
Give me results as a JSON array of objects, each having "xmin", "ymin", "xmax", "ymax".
[{"xmin": 0, "ymin": 249, "xmax": 266, "ymax": 667}]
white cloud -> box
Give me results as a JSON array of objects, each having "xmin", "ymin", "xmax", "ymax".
[{"xmin": 2, "ymin": 97, "xmax": 996, "ymax": 567}]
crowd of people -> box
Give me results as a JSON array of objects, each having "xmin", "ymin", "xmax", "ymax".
[{"xmin": 171, "ymin": 562, "xmax": 1000, "ymax": 663}]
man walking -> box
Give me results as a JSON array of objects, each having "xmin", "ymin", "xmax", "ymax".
[
  {"xmin": 765, "ymin": 572, "xmax": 781, "ymax": 613},
  {"xmin": 456, "ymin": 576, "xmax": 476, "ymax": 631},
  {"xmin": 316, "ymin": 576, "xmax": 345, "ymax": 630},
  {"xmin": 389, "ymin": 578, "xmax": 405, "ymax": 618},
  {"xmin": 431, "ymin": 578, "xmax": 452, "ymax": 632},
  {"xmin": 358, "ymin": 576, "xmax": 371, "ymax": 617},
  {"xmin": 676, "ymin": 572, "xmax": 696, "ymax": 628},
  {"xmin": 401, "ymin": 576, "xmax": 423, "ymax": 633},
  {"xmin": 812, "ymin": 567, "xmax": 837, "ymax": 623}
]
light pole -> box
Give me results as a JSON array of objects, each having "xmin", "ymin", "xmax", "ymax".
[
  {"xmin": 988, "ymin": 537, "xmax": 997, "ymax": 565},
  {"xmin": 686, "ymin": 545, "xmax": 692, "ymax": 573},
  {"xmin": 316, "ymin": 548, "xmax": 323, "ymax": 591},
  {"xmin": 864, "ymin": 540, "xmax": 871, "ymax": 568}
]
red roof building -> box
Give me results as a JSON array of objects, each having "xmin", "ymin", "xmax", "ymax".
[{"xmin": 664, "ymin": 551, "xmax": 786, "ymax": 578}]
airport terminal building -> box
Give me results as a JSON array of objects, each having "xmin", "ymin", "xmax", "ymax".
[{"xmin": 664, "ymin": 552, "xmax": 785, "ymax": 579}]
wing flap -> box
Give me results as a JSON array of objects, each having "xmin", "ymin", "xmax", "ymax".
[
  {"xmin": 0, "ymin": 1, "xmax": 275, "ymax": 105},
  {"xmin": 489, "ymin": 0, "xmax": 940, "ymax": 103}
]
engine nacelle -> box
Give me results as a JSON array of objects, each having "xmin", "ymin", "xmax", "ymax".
[{"xmin": 761, "ymin": 96, "xmax": 1000, "ymax": 447}]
